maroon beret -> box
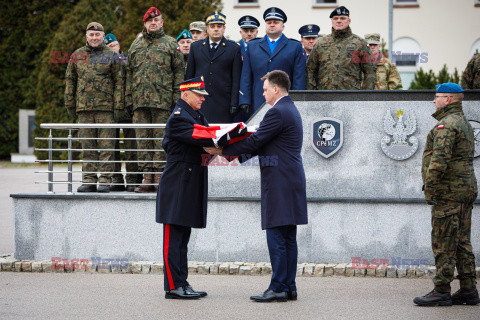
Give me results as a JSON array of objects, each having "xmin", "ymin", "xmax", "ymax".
[{"xmin": 143, "ymin": 7, "xmax": 161, "ymax": 22}]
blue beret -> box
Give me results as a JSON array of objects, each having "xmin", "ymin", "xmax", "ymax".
[
  {"xmin": 238, "ymin": 15, "xmax": 260, "ymax": 29},
  {"xmin": 104, "ymin": 33, "xmax": 117, "ymax": 45},
  {"xmin": 435, "ymin": 82, "xmax": 464, "ymax": 93},
  {"xmin": 263, "ymin": 7, "xmax": 287, "ymax": 23},
  {"xmin": 330, "ymin": 6, "xmax": 350, "ymax": 18},
  {"xmin": 298, "ymin": 24, "xmax": 320, "ymax": 38},
  {"xmin": 205, "ymin": 11, "xmax": 226, "ymax": 25},
  {"xmin": 176, "ymin": 29, "xmax": 192, "ymax": 42}
]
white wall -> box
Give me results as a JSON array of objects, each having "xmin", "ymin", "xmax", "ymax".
[{"xmin": 221, "ymin": 0, "xmax": 480, "ymax": 73}]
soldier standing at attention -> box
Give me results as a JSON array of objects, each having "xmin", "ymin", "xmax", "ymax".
[
  {"xmin": 126, "ymin": 7, "xmax": 184, "ymax": 193},
  {"xmin": 462, "ymin": 53, "xmax": 480, "ymax": 89},
  {"xmin": 177, "ymin": 29, "xmax": 193, "ymax": 70},
  {"xmin": 306, "ymin": 6, "xmax": 376, "ymax": 90},
  {"xmin": 65, "ymin": 22, "xmax": 123, "ymax": 193},
  {"xmin": 186, "ymin": 11, "xmax": 242, "ymax": 124},
  {"xmin": 298, "ymin": 24, "xmax": 320, "ymax": 61},
  {"xmin": 238, "ymin": 15, "xmax": 260, "ymax": 56},
  {"xmin": 189, "ymin": 21, "xmax": 207, "ymax": 42},
  {"xmin": 364, "ymin": 33, "xmax": 402, "ymax": 90},
  {"xmin": 104, "ymin": 33, "xmax": 141, "ymax": 192},
  {"xmin": 239, "ymin": 7, "xmax": 306, "ymax": 121},
  {"xmin": 414, "ymin": 83, "xmax": 479, "ymax": 307}
]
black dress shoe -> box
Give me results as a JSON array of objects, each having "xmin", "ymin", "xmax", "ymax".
[
  {"xmin": 251, "ymin": 289, "xmax": 287, "ymax": 302},
  {"xmin": 109, "ymin": 184, "xmax": 126, "ymax": 192},
  {"xmin": 165, "ymin": 287, "xmax": 201, "ymax": 300},
  {"xmin": 413, "ymin": 290, "xmax": 452, "ymax": 306},
  {"xmin": 97, "ymin": 185, "xmax": 110, "ymax": 193},
  {"xmin": 77, "ymin": 184, "xmax": 97, "ymax": 192},
  {"xmin": 185, "ymin": 285, "xmax": 207, "ymax": 297},
  {"xmin": 287, "ymin": 291, "xmax": 297, "ymax": 301},
  {"xmin": 451, "ymin": 287, "xmax": 480, "ymax": 305}
]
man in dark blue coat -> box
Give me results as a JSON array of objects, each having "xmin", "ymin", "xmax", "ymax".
[
  {"xmin": 156, "ymin": 76, "xmax": 229, "ymax": 300},
  {"xmin": 238, "ymin": 7, "xmax": 306, "ymax": 122},
  {"xmin": 205, "ymin": 70, "xmax": 308, "ymax": 302},
  {"xmin": 237, "ymin": 15, "xmax": 260, "ymax": 56},
  {"xmin": 186, "ymin": 11, "xmax": 242, "ymax": 124}
]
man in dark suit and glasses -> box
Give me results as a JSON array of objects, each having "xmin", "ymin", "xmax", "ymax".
[{"xmin": 205, "ymin": 70, "xmax": 308, "ymax": 302}]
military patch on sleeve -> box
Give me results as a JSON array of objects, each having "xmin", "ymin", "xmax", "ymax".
[
  {"xmin": 437, "ymin": 124, "xmax": 444, "ymax": 129},
  {"xmin": 346, "ymin": 44, "xmax": 355, "ymax": 51}
]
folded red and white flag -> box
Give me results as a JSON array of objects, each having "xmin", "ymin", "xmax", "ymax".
[{"xmin": 192, "ymin": 122, "xmax": 257, "ymax": 145}]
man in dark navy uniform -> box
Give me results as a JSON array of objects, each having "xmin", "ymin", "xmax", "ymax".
[
  {"xmin": 237, "ymin": 15, "xmax": 260, "ymax": 55},
  {"xmin": 298, "ymin": 24, "xmax": 320, "ymax": 61},
  {"xmin": 156, "ymin": 77, "xmax": 229, "ymax": 299},
  {"xmin": 186, "ymin": 11, "xmax": 242, "ymax": 124},
  {"xmin": 238, "ymin": 7, "xmax": 306, "ymax": 122},
  {"xmin": 205, "ymin": 70, "xmax": 308, "ymax": 302}
]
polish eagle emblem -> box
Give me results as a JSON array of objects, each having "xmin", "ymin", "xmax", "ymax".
[{"xmin": 381, "ymin": 108, "xmax": 418, "ymax": 160}]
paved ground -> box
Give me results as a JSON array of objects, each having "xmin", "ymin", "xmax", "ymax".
[
  {"xmin": 0, "ymin": 164, "xmax": 83, "ymax": 254},
  {"xmin": 1, "ymin": 273, "xmax": 479, "ymax": 319}
]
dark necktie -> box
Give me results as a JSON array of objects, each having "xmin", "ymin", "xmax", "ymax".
[{"xmin": 210, "ymin": 43, "xmax": 217, "ymax": 58}]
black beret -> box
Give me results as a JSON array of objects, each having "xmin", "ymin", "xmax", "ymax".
[{"xmin": 330, "ymin": 6, "xmax": 350, "ymax": 18}]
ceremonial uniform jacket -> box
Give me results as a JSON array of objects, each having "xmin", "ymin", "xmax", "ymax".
[
  {"xmin": 422, "ymin": 102, "xmax": 478, "ymax": 205},
  {"xmin": 306, "ymin": 27, "xmax": 376, "ymax": 90},
  {"xmin": 223, "ymin": 95, "xmax": 308, "ymax": 229},
  {"xmin": 156, "ymin": 98, "xmax": 214, "ymax": 228},
  {"xmin": 186, "ymin": 37, "xmax": 242, "ymax": 123},
  {"xmin": 239, "ymin": 35, "xmax": 306, "ymax": 117}
]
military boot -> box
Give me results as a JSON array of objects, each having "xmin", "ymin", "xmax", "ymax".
[
  {"xmin": 134, "ymin": 170, "xmax": 156, "ymax": 193},
  {"xmin": 413, "ymin": 290, "xmax": 452, "ymax": 306},
  {"xmin": 451, "ymin": 287, "xmax": 480, "ymax": 305},
  {"xmin": 153, "ymin": 173, "xmax": 162, "ymax": 191},
  {"xmin": 77, "ymin": 184, "xmax": 97, "ymax": 193}
]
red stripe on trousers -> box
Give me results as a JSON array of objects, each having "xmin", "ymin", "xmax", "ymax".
[{"xmin": 164, "ymin": 224, "xmax": 175, "ymax": 290}]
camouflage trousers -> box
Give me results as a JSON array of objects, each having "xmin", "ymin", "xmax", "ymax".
[
  {"xmin": 112, "ymin": 127, "xmax": 140, "ymax": 184},
  {"xmin": 431, "ymin": 201, "xmax": 477, "ymax": 292},
  {"xmin": 78, "ymin": 111, "xmax": 115, "ymax": 184},
  {"xmin": 132, "ymin": 108, "xmax": 170, "ymax": 172}
]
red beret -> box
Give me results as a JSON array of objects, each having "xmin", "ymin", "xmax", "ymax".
[{"xmin": 143, "ymin": 7, "xmax": 161, "ymax": 22}]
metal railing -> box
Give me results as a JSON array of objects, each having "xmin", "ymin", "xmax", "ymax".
[{"xmin": 36, "ymin": 123, "xmax": 167, "ymax": 194}]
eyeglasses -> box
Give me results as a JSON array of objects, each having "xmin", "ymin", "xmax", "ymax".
[{"xmin": 434, "ymin": 95, "xmax": 452, "ymax": 99}]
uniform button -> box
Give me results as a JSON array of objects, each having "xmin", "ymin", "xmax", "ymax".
[
  {"xmin": 269, "ymin": 60, "xmax": 272, "ymax": 63},
  {"xmin": 209, "ymin": 72, "xmax": 212, "ymax": 75},
  {"xmin": 188, "ymin": 168, "xmax": 192, "ymax": 171},
  {"xmin": 210, "ymin": 62, "xmax": 213, "ymax": 64}
]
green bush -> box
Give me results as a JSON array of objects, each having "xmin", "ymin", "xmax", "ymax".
[{"xmin": 410, "ymin": 65, "xmax": 460, "ymax": 90}]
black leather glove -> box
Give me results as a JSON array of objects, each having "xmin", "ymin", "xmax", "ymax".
[
  {"xmin": 239, "ymin": 104, "xmax": 250, "ymax": 114},
  {"xmin": 230, "ymin": 105, "xmax": 239, "ymax": 115},
  {"xmin": 66, "ymin": 107, "xmax": 77, "ymax": 121},
  {"xmin": 216, "ymin": 134, "xmax": 229, "ymax": 148},
  {"xmin": 229, "ymin": 125, "xmax": 248, "ymax": 139}
]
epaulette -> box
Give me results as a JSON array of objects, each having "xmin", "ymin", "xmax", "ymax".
[
  {"xmin": 248, "ymin": 37, "xmax": 261, "ymax": 43},
  {"xmin": 288, "ymin": 38, "xmax": 301, "ymax": 43},
  {"xmin": 173, "ymin": 108, "xmax": 182, "ymax": 115}
]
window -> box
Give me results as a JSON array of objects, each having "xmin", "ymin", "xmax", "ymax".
[
  {"xmin": 235, "ymin": 0, "xmax": 258, "ymax": 5},
  {"xmin": 312, "ymin": 0, "xmax": 337, "ymax": 8},
  {"xmin": 392, "ymin": 37, "xmax": 423, "ymax": 89},
  {"xmin": 476, "ymin": 0, "xmax": 480, "ymax": 7},
  {"xmin": 394, "ymin": 0, "xmax": 419, "ymax": 8}
]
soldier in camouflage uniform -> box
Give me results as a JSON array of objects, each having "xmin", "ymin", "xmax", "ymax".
[
  {"xmin": 414, "ymin": 83, "xmax": 479, "ymax": 307},
  {"xmin": 306, "ymin": 6, "xmax": 376, "ymax": 90},
  {"xmin": 104, "ymin": 33, "xmax": 141, "ymax": 192},
  {"xmin": 462, "ymin": 53, "xmax": 480, "ymax": 89},
  {"xmin": 177, "ymin": 29, "xmax": 193, "ymax": 72},
  {"xmin": 364, "ymin": 33, "xmax": 402, "ymax": 90},
  {"xmin": 65, "ymin": 22, "xmax": 123, "ymax": 193},
  {"xmin": 126, "ymin": 7, "xmax": 184, "ymax": 193}
]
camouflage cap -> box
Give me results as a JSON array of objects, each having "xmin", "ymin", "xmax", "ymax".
[
  {"xmin": 86, "ymin": 22, "xmax": 104, "ymax": 32},
  {"xmin": 365, "ymin": 33, "xmax": 381, "ymax": 45},
  {"xmin": 189, "ymin": 21, "xmax": 206, "ymax": 32}
]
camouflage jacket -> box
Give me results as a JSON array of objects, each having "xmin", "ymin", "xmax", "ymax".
[
  {"xmin": 126, "ymin": 28, "xmax": 184, "ymax": 111},
  {"xmin": 462, "ymin": 53, "xmax": 480, "ymax": 89},
  {"xmin": 65, "ymin": 43, "xmax": 123, "ymax": 112},
  {"xmin": 422, "ymin": 102, "xmax": 478, "ymax": 204},
  {"xmin": 306, "ymin": 27, "xmax": 376, "ymax": 90},
  {"xmin": 373, "ymin": 55, "xmax": 403, "ymax": 90}
]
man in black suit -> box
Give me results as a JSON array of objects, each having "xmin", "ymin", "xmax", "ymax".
[
  {"xmin": 205, "ymin": 70, "xmax": 308, "ymax": 302},
  {"xmin": 186, "ymin": 11, "xmax": 242, "ymax": 124}
]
